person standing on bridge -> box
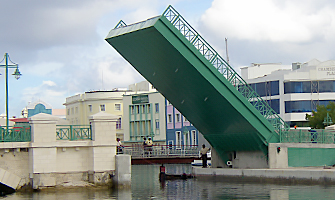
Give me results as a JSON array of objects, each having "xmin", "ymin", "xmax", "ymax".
[
  {"xmin": 117, "ymin": 138, "xmax": 123, "ymax": 154},
  {"xmin": 146, "ymin": 137, "xmax": 153, "ymax": 156},
  {"xmin": 200, "ymin": 144, "xmax": 210, "ymax": 168}
]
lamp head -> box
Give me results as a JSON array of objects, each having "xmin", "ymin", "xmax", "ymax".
[{"xmin": 12, "ymin": 67, "xmax": 22, "ymax": 80}]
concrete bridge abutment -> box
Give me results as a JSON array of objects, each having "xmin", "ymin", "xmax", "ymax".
[{"xmin": 0, "ymin": 112, "xmax": 131, "ymax": 190}]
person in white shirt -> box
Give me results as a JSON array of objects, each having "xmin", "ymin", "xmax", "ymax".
[{"xmin": 200, "ymin": 144, "xmax": 210, "ymax": 168}]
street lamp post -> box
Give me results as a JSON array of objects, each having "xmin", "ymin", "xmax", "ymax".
[{"xmin": 0, "ymin": 53, "xmax": 21, "ymax": 135}]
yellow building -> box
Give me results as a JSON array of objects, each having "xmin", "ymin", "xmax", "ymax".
[{"xmin": 64, "ymin": 89, "xmax": 134, "ymax": 140}]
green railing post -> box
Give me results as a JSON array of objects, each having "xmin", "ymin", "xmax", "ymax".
[{"xmin": 70, "ymin": 125, "xmax": 73, "ymax": 140}]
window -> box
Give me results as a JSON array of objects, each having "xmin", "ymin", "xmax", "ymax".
[
  {"xmin": 155, "ymin": 119, "xmax": 159, "ymax": 129},
  {"xmin": 285, "ymin": 100, "xmax": 335, "ymax": 113},
  {"xmin": 88, "ymin": 105, "xmax": 92, "ymax": 112},
  {"xmin": 115, "ymin": 104, "xmax": 121, "ymax": 111},
  {"xmin": 191, "ymin": 130, "xmax": 197, "ymax": 146},
  {"xmin": 116, "ymin": 117, "xmax": 121, "ymax": 129},
  {"xmin": 252, "ymin": 99, "xmax": 280, "ymax": 114},
  {"xmin": 142, "ymin": 105, "xmax": 146, "ymax": 113},
  {"xmin": 155, "ymin": 103, "xmax": 159, "ymax": 113},
  {"xmin": 285, "ymin": 101, "xmax": 312, "ymax": 113},
  {"xmin": 75, "ymin": 107, "xmax": 78, "ymax": 114},
  {"xmin": 284, "ymin": 81, "xmax": 311, "ymax": 94},
  {"xmin": 176, "ymin": 131, "xmax": 181, "ymax": 146},
  {"xmin": 100, "ymin": 104, "xmax": 105, "ymax": 111},
  {"xmin": 168, "ymin": 114, "xmax": 172, "ymax": 123},
  {"xmin": 67, "ymin": 109, "xmax": 70, "ymax": 115},
  {"xmin": 136, "ymin": 105, "xmax": 140, "ymax": 114},
  {"xmin": 131, "ymin": 106, "xmax": 135, "ymax": 114},
  {"xmin": 184, "ymin": 131, "xmax": 190, "ymax": 146},
  {"xmin": 270, "ymin": 81, "xmax": 280, "ymax": 96},
  {"xmin": 176, "ymin": 113, "xmax": 180, "ymax": 122},
  {"xmin": 249, "ymin": 81, "xmax": 279, "ymax": 96},
  {"xmin": 184, "ymin": 116, "xmax": 188, "ymax": 122},
  {"xmin": 147, "ymin": 104, "xmax": 151, "ymax": 113},
  {"xmin": 71, "ymin": 108, "xmax": 74, "ymax": 115}
]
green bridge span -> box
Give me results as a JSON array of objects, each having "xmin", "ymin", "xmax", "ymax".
[{"xmin": 105, "ymin": 6, "xmax": 288, "ymax": 162}]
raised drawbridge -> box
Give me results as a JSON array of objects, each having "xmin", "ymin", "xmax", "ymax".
[{"xmin": 105, "ymin": 6, "xmax": 289, "ymax": 162}]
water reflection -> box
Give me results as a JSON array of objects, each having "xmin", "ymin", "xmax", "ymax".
[{"xmin": 3, "ymin": 164, "xmax": 335, "ymax": 199}]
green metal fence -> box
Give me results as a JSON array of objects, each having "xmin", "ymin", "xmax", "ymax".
[
  {"xmin": 0, "ymin": 126, "xmax": 31, "ymax": 142},
  {"xmin": 161, "ymin": 5, "xmax": 289, "ymax": 134},
  {"xmin": 56, "ymin": 125, "xmax": 92, "ymax": 141},
  {"xmin": 281, "ymin": 129, "xmax": 335, "ymax": 144}
]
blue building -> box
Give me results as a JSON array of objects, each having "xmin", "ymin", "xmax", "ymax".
[
  {"xmin": 26, "ymin": 100, "xmax": 52, "ymax": 117},
  {"xmin": 165, "ymin": 99, "xmax": 199, "ymax": 149}
]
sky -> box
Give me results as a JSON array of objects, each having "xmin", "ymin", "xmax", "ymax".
[{"xmin": 1, "ymin": 0, "xmax": 335, "ymax": 117}]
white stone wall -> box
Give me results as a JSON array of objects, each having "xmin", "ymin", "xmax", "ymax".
[
  {"xmin": 232, "ymin": 151, "xmax": 268, "ymax": 169},
  {"xmin": 0, "ymin": 148, "xmax": 29, "ymax": 188},
  {"xmin": 56, "ymin": 147, "xmax": 90, "ymax": 173}
]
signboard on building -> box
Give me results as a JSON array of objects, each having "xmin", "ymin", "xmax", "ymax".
[
  {"xmin": 132, "ymin": 95, "xmax": 149, "ymax": 104},
  {"xmin": 317, "ymin": 66, "xmax": 335, "ymax": 78}
]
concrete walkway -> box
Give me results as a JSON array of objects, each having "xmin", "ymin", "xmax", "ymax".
[{"xmin": 192, "ymin": 166, "xmax": 335, "ymax": 184}]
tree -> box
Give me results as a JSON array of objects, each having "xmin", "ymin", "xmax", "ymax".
[{"xmin": 305, "ymin": 102, "xmax": 335, "ymax": 129}]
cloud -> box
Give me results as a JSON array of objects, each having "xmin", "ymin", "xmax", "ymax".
[{"xmin": 200, "ymin": 0, "xmax": 335, "ymax": 43}]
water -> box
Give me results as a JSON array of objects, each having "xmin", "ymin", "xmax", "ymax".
[{"xmin": 4, "ymin": 164, "xmax": 335, "ymax": 199}]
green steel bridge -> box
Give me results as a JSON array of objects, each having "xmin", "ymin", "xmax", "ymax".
[{"xmin": 105, "ymin": 6, "xmax": 289, "ymax": 163}]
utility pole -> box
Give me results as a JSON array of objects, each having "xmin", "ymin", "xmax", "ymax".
[{"xmin": 225, "ymin": 38, "xmax": 229, "ymax": 64}]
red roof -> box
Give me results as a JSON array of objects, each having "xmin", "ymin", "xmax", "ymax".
[{"xmin": 9, "ymin": 118, "xmax": 29, "ymax": 123}]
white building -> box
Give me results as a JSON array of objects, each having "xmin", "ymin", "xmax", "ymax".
[
  {"xmin": 241, "ymin": 59, "xmax": 335, "ymax": 127},
  {"xmin": 123, "ymin": 92, "xmax": 166, "ymax": 144}
]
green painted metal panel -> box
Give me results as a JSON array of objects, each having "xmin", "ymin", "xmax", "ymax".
[
  {"xmin": 288, "ymin": 148, "xmax": 335, "ymax": 167},
  {"xmin": 105, "ymin": 6, "xmax": 282, "ymax": 162}
]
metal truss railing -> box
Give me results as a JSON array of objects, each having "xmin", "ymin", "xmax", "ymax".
[
  {"xmin": 281, "ymin": 129, "xmax": 335, "ymax": 144},
  {"xmin": 0, "ymin": 126, "xmax": 31, "ymax": 142},
  {"xmin": 121, "ymin": 144, "xmax": 199, "ymax": 158},
  {"xmin": 56, "ymin": 125, "xmax": 92, "ymax": 141},
  {"xmin": 114, "ymin": 20, "xmax": 127, "ymax": 29},
  {"xmin": 162, "ymin": 5, "xmax": 289, "ymax": 135}
]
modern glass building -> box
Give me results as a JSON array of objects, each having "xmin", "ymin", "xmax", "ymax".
[{"xmin": 241, "ymin": 59, "xmax": 335, "ymax": 127}]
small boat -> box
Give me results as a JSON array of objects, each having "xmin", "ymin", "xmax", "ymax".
[
  {"xmin": 160, "ymin": 172, "xmax": 194, "ymax": 181},
  {"xmin": 159, "ymin": 165, "xmax": 194, "ymax": 181}
]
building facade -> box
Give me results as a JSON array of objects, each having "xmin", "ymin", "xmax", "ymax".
[
  {"xmin": 64, "ymin": 90, "xmax": 133, "ymax": 139},
  {"xmin": 26, "ymin": 100, "xmax": 52, "ymax": 117},
  {"xmin": 123, "ymin": 92, "xmax": 166, "ymax": 144},
  {"xmin": 241, "ymin": 59, "xmax": 335, "ymax": 127},
  {"xmin": 165, "ymin": 100, "xmax": 199, "ymax": 148}
]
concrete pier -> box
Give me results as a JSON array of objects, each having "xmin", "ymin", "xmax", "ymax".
[
  {"xmin": 113, "ymin": 154, "xmax": 131, "ymax": 188},
  {"xmin": 193, "ymin": 166, "xmax": 335, "ymax": 184}
]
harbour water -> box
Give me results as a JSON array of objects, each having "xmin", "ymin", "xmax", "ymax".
[{"xmin": 4, "ymin": 164, "xmax": 335, "ymax": 199}]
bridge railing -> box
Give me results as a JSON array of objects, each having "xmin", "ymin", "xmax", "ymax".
[
  {"xmin": 120, "ymin": 144, "xmax": 199, "ymax": 158},
  {"xmin": 162, "ymin": 6, "xmax": 289, "ymax": 134},
  {"xmin": 56, "ymin": 125, "xmax": 92, "ymax": 140},
  {"xmin": 281, "ymin": 129, "xmax": 335, "ymax": 144},
  {"xmin": 0, "ymin": 126, "xmax": 31, "ymax": 142}
]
